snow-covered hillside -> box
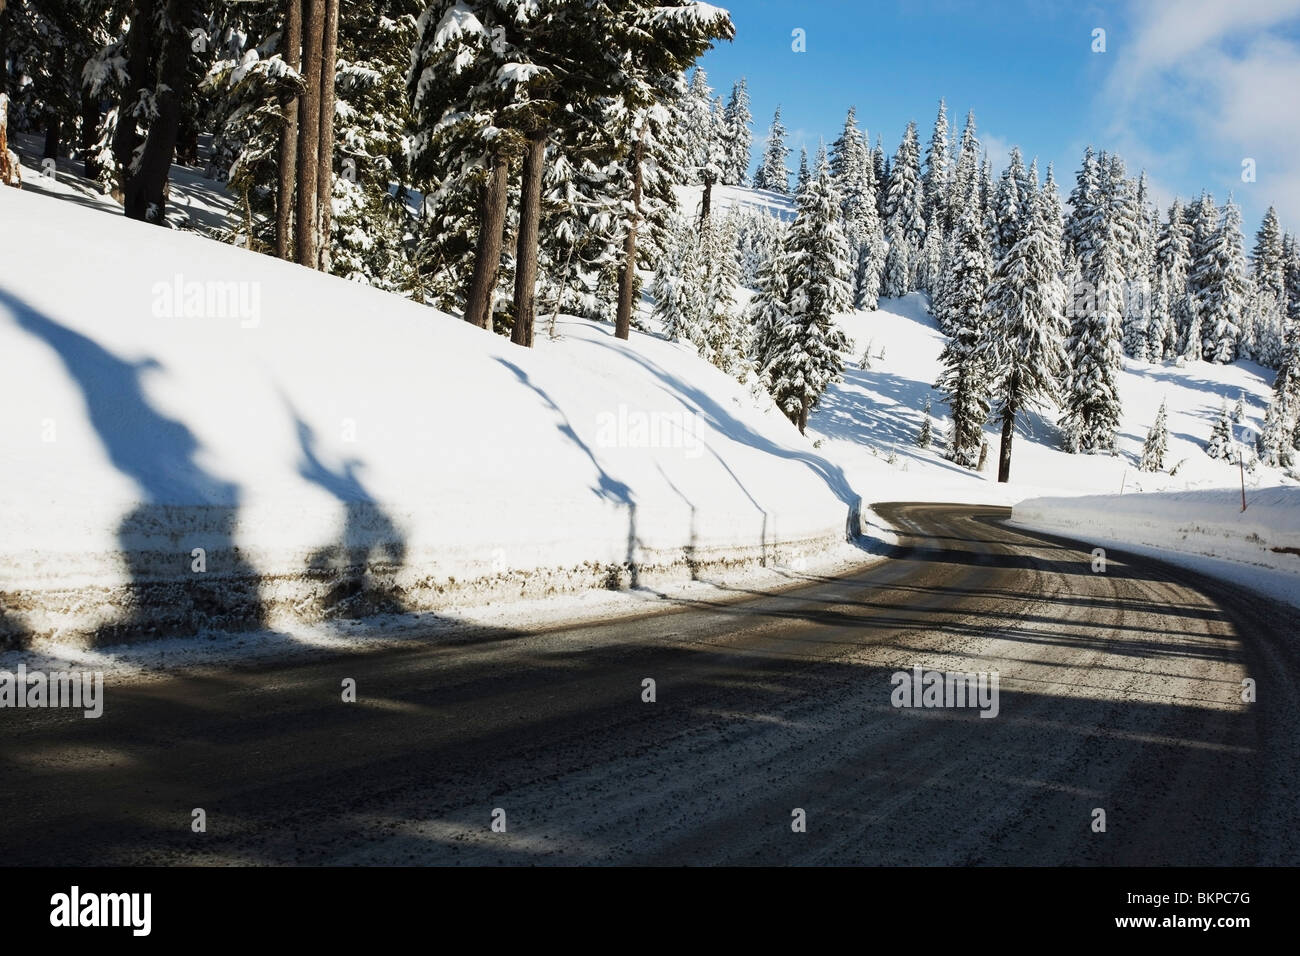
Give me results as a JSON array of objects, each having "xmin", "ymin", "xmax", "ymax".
[
  {"xmin": 809, "ymin": 292, "xmax": 1294, "ymax": 505},
  {"xmin": 3, "ymin": 170, "xmax": 1296, "ymax": 649},
  {"xmin": 0, "ymin": 183, "xmax": 863, "ymax": 647}
]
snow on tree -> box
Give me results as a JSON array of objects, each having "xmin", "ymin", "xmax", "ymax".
[
  {"xmin": 976, "ymin": 173, "xmax": 1069, "ymax": 482},
  {"xmin": 934, "ymin": 180, "xmax": 992, "ymax": 467},
  {"xmin": 747, "ymin": 246, "xmax": 791, "ymax": 381},
  {"xmin": 1139, "ymin": 399, "xmax": 1170, "ymax": 472},
  {"xmin": 1148, "ymin": 266, "xmax": 1177, "ymax": 360},
  {"xmin": 734, "ymin": 206, "xmax": 785, "ymax": 286},
  {"xmin": 947, "ymin": 110, "xmax": 979, "ymax": 241},
  {"xmin": 1256, "ymin": 394, "xmax": 1294, "ymax": 468},
  {"xmin": 882, "ymin": 120, "xmax": 925, "ymax": 294},
  {"xmin": 795, "ymin": 145, "xmax": 809, "ymax": 194},
  {"xmin": 720, "ymin": 77, "xmax": 752, "ymax": 186},
  {"xmin": 651, "ymin": 210, "xmax": 704, "ymax": 345},
  {"xmin": 753, "ymin": 106, "xmax": 790, "ymax": 194},
  {"xmin": 1205, "ymin": 399, "xmax": 1234, "ymax": 460},
  {"xmin": 922, "ymin": 99, "xmax": 950, "ymax": 239},
  {"xmin": 1253, "ymin": 205, "xmax": 1286, "ymax": 300},
  {"xmin": 916, "ymin": 395, "xmax": 933, "ymax": 449},
  {"xmin": 991, "ymin": 147, "xmax": 1029, "ymax": 262},
  {"xmin": 1060, "ymin": 148, "xmax": 1126, "ymax": 455},
  {"xmin": 1193, "ymin": 197, "xmax": 1249, "ymax": 364},
  {"xmin": 765, "ymin": 168, "xmax": 853, "ymax": 432},
  {"xmin": 699, "ymin": 211, "xmax": 750, "ymax": 378},
  {"xmin": 1063, "ymin": 146, "xmax": 1101, "ymax": 263}
]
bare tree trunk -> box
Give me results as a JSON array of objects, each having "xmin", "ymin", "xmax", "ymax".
[
  {"xmin": 511, "ymin": 129, "xmax": 547, "ymax": 348},
  {"xmin": 997, "ymin": 397, "xmax": 1016, "ymax": 483},
  {"xmin": 112, "ymin": 0, "xmax": 157, "ymax": 198},
  {"xmin": 276, "ymin": 0, "xmax": 301, "ymax": 260},
  {"xmin": 464, "ymin": 149, "xmax": 509, "ymax": 329},
  {"xmin": 295, "ymin": 0, "xmax": 323, "ymax": 268},
  {"xmin": 122, "ymin": 0, "xmax": 192, "ymax": 222},
  {"xmin": 315, "ymin": 0, "xmax": 338, "ymax": 272},
  {"xmin": 614, "ymin": 135, "xmax": 644, "ymax": 341},
  {"xmin": 699, "ymin": 174, "xmax": 713, "ymax": 229},
  {"xmin": 42, "ymin": 115, "xmax": 60, "ymax": 161},
  {"xmin": 80, "ymin": 90, "xmax": 99, "ymax": 178},
  {"xmin": 797, "ymin": 402, "xmax": 809, "ymax": 434}
]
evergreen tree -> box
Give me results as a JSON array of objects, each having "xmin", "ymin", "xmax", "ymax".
[
  {"xmin": 1060, "ymin": 147, "xmax": 1125, "ymax": 454},
  {"xmin": 1194, "ymin": 197, "xmax": 1249, "ymax": 363},
  {"xmin": 1139, "ymin": 399, "xmax": 1169, "ymax": 472},
  {"xmin": 1205, "ymin": 399, "xmax": 1234, "ymax": 460},
  {"xmin": 1253, "ymin": 205, "xmax": 1285, "ymax": 300},
  {"xmin": 747, "ymin": 247, "xmax": 790, "ymax": 380},
  {"xmin": 720, "ymin": 76, "xmax": 751, "ymax": 186},
  {"xmin": 976, "ymin": 175, "xmax": 1069, "ymax": 482},
  {"xmin": 753, "ymin": 106, "xmax": 790, "ymax": 194},
  {"xmin": 795, "ymin": 145, "xmax": 809, "ymax": 193},
  {"xmin": 934, "ymin": 180, "xmax": 992, "ymax": 467},
  {"xmin": 882, "ymin": 120, "xmax": 925, "ymax": 294},
  {"xmin": 922, "ymin": 98, "xmax": 950, "ymax": 238},
  {"xmin": 765, "ymin": 169, "xmax": 853, "ymax": 432},
  {"xmin": 1257, "ymin": 395, "xmax": 1294, "ymax": 468},
  {"xmin": 916, "ymin": 395, "xmax": 933, "ymax": 449},
  {"xmin": 1063, "ymin": 146, "xmax": 1101, "ymax": 263}
]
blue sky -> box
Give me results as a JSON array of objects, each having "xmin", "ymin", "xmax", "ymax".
[{"xmin": 699, "ymin": 0, "xmax": 1300, "ymax": 236}]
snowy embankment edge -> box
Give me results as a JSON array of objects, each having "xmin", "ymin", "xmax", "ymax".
[
  {"xmin": 1008, "ymin": 488, "xmax": 1300, "ymax": 609},
  {"xmin": 3, "ymin": 498, "xmax": 881, "ymax": 651}
]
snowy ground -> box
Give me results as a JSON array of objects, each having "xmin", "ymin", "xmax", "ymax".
[
  {"xmin": 2, "ymin": 160, "xmax": 1295, "ymax": 657},
  {"xmin": 1, "ymin": 177, "xmax": 867, "ymax": 650}
]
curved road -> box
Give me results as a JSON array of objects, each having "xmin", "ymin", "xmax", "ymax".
[{"xmin": 3, "ymin": 503, "xmax": 1298, "ymax": 865}]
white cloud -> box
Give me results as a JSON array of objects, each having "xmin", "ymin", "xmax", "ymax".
[{"xmin": 1099, "ymin": 0, "xmax": 1300, "ymax": 227}]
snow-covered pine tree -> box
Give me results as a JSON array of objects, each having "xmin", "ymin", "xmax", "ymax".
[
  {"xmin": 934, "ymin": 179, "xmax": 992, "ymax": 467},
  {"xmin": 734, "ymin": 206, "xmax": 785, "ymax": 286},
  {"xmin": 1060, "ymin": 147, "xmax": 1125, "ymax": 454},
  {"xmin": 1205, "ymin": 399, "xmax": 1234, "ymax": 460},
  {"xmin": 1063, "ymin": 146, "xmax": 1102, "ymax": 263},
  {"xmin": 991, "ymin": 146, "xmax": 1028, "ymax": 262},
  {"xmin": 917, "ymin": 395, "xmax": 933, "ymax": 449},
  {"xmin": 1253, "ymin": 205, "xmax": 1286, "ymax": 301},
  {"xmin": 1256, "ymin": 394, "xmax": 1294, "ymax": 468},
  {"xmin": 1194, "ymin": 197, "xmax": 1249, "ymax": 363},
  {"xmin": 922, "ymin": 99, "xmax": 950, "ymax": 239},
  {"xmin": 1139, "ymin": 399, "xmax": 1169, "ymax": 472},
  {"xmin": 976, "ymin": 171, "xmax": 1069, "ymax": 482},
  {"xmin": 652, "ymin": 211, "xmax": 703, "ymax": 345},
  {"xmin": 882, "ymin": 120, "xmax": 925, "ymax": 295},
  {"xmin": 947, "ymin": 110, "xmax": 979, "ymax": 242},
  {"xmin": 766, "ymin": 168, "xmax": 853, "ymax": 432},
  {"xmin": 871, "ymin": 135, "xmax": 887, "ymax": 218},
  {"xmin": 1147, "ymin": 266, "xmax": 1177, "ymax": 360},
  {"xmin": 1155, "ymin": 198, "xmax": 1193, "ymax": 350},
  {"xmin": 699, "ymin": 211, "xmax": 750, "ymax": 377},
  {"xmin": 753, "ymin": 106, "xmax": 790, "ymax": 194},
  {"xmin": 795, "ymin": 146, "xmax": 810, "ymax": 194},
  {"xmin": 747, "ymin": 246, "xmax": 791, "ymax": 382},
  {"xmin": 720, "ymin": 77, "xmax": 752, "ymax": 186}
]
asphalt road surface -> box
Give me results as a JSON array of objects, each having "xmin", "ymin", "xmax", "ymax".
[{"xmin": 3, "ymin": 503, "xmax": 1298, "ymax": 865}]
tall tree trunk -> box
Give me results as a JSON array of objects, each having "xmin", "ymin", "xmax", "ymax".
[
  {"xmin": 112, "ymin": 0, "xmax": 158, "ymax": 198},
  {"xmin": 122, "ymin": 0, "xmax": 192, "ymax": 222},
  {"xmin": 295, "ymin": 0, "xmax": 324, "ymax": 268},
  {"xmin": 998, "ymin": 398, "xmax": 1016, "ymax": 483},
  {"xmin": 798, "ymin": 402, "xmax": 809, "ymax": 434},
  {"xmin": 511, "ymin": 129, "xmax": 547, "ymax": 348},
  {"xmin": 42, "ymin": 115, "xmax": 60, "ymax": 161},
  {"xmin": 614, "ymin": 135, "xmax": 645, "ymax": 341},
  {"xmin": 276, "ymin": 0, "xmax": 302, "ymax": 260},
  {"xmin": 699, "ymin": 174, "xmax": 713, "ymax": 229},
  {"xmin": 315, "ymin": 0, "xmax": 338, "ymax": 272},
  {"xmin": 464, "ymin": 149, "xmax": 509, "ymax": 329},
  {"xmin": 80, "ymin": 90, "xmax": 99, "ymax": 178}
]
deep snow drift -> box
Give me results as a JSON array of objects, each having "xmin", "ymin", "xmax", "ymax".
[{"xmin": 0, "ymin": 183, "xmax": 863, "ymax": 647}]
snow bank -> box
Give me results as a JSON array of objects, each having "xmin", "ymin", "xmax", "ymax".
[
  {"xmin": 1009, "ymin": 487, "xmax": 1300, "ymax": 606},
  {"xmin": 0, "ymin": 184, "xmax": 866, "ymax": 648}
]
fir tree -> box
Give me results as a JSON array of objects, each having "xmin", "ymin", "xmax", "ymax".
[
  {"xmin": 1194, "ymin": 197, "xmax": 1250, "ymax": 363},
  {"xmin": 1256, "ymin": 395, "xmax": 1294, "ymax": 468},
  {"xmin": 720, "ymin": 77, "xmax": 752, "ymax": 186},
  {"xmin": 795, "ymin": 146, "xmax": 810, "ymax": 194},
  {"xmin": 917, "ymin": 395, "xmax": 933, "ymax": 449},
  {"xmin": 1139, "ymin": 399, "xmax": 1169, "ymax": 472},
  {"xmin": 882, "ymin": 120, "xmax": 925, "ymax": 295},
  {"xmin": 934, "ymin": 180, "xmax": 992, "ymax": 467},
  {"xmin": 922, "ymin": 99, "xmax": 950, "ymax": 238},
  {"xmin": 753, "ymin": 106, "xmax": 790, "ymax": 194},
  {"xmin": 765, "ymin": 169, "xmax": 853, "ymax": 432},
  {"xmin": 1205, "ymin": 399, "xmax": 1234, "ymax": 460},
  {"xmin": 976, "ymin": 174, "xmax": 1069, "ymax": 482}
]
